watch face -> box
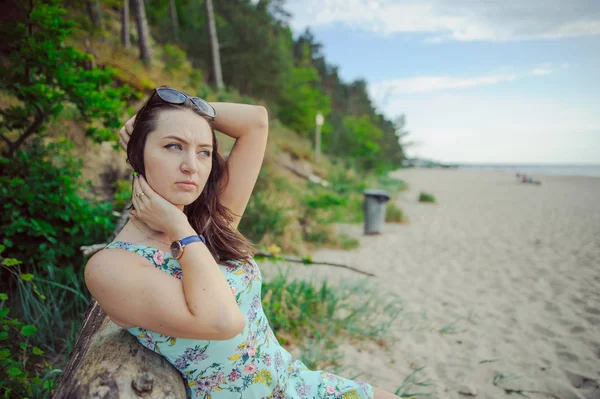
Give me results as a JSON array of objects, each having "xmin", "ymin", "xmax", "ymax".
[{"xmin": 170, "ymin": 241, "xmax": 182, "ymax": 259}]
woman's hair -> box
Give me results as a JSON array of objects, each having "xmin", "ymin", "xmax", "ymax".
[{"xmin": 126, "ymin": 89, "xmax": 255, "ymax": 261}]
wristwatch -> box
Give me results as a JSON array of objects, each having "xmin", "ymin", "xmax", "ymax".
[{"xmin": 170, "ymin": 235, "xmax": 206, "ymax": 260}]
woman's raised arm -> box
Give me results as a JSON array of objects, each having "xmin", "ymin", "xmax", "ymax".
[{"xmin": 210, "ymin": 102, "xmax": 269, "ymax": 229}]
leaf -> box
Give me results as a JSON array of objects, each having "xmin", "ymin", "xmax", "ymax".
[
  {"xmin": 21, "ymin": 325, "xmax": 37, "ymax": 337},
  {"xmin": 32, "ymin": 346, "xmax": 44, "ymax": 355},
  {"xmin": 0, "ymin": 331, "xmax": 8, "ymax": 340},
  {"xmin": 20, "ymin": 342, "xmax": 27, "ymax": 350},
  {"xmin": 0, "ymin": 348, "xmax": 10, "ymax": 359},
  {"xmin": 0, "ymin": 293, "xmax": 7, "ymax": 300},
  {"xmin": 20, "ymin": 274, "xmax": 35, "ymax": 281},
  {"xmin": 7, "ymin": 367, "xmax": 21, "ymax": 378},
  {"xmin": 0, "ymin": 308, "xmax": 9, "ymax": 319},
  {"xmin": 0, "ymin": 244, "xmax": 4, "ymax": 254},
  {"xmin": 227, "ymin": 353, "xmax": 241, "ymax": 361},
  {"xmin": 2, "ymin": 258, "xmax": 22, "ymax": 267}
]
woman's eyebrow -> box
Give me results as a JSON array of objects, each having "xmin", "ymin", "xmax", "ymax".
[{"xmin": 164, "ymin": 135, "xmax": 212, "ymax": 148}]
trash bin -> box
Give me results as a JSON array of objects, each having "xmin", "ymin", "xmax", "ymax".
[{"xmin": 363, "ymin": 189, "xmax": 391, "ymax": 235}]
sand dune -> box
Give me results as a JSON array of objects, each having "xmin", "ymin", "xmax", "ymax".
[{"xmin": 258, "ymin": 169, "xmax": 600, "ymax": 399}]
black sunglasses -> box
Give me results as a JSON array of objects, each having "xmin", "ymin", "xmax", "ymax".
[{"xmin": 142, "ymin": 87, "xmax": 217, "ymax": 119}]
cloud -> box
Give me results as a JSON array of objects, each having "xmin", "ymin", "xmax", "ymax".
[
  {"xmin": 285, "ymin": 0, "xmax": 600, "ymax": 42},
  {"xmin": 368, "ymin": 64, "xmax": 564, "ymax": 103},
  {"xmin": 370, "ymin": 74, "xmax": 518, "ymax": 98}
]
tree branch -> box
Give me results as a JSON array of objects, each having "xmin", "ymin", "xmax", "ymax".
[{"xmin": 9, "ymin": 103, "xmax": 46, "ymax": 157}]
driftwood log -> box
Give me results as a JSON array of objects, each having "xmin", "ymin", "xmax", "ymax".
[
  {"xmin": 51, "ymin": 302, "xmax": 186, "ymax": 398},
  {"xmin": 53, "ymin": 202, "xmax": 187, "ymax": 398}
]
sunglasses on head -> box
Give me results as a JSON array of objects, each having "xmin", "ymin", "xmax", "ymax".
[{"xmin": 145, "ymin": 87, "xmax": 217, "ymax": 119}]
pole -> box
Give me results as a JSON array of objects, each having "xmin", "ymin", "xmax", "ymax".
[{"xmin": 315, "ymin": 112, "xmax": 324, "ymax": 163}]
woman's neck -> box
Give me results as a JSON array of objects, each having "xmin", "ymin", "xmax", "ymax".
[{"xmin": 128, "ymin": 217, "xmax": 171, "ymax": 246}]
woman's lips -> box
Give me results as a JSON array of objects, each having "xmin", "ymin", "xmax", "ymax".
[{"xmin": 175, "ymin": 182, "xmax": 196, "ymax": 190}]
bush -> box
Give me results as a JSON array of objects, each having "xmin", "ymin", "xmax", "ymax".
[
  {"xmin": 0, "ymin": 137, "xmax": 115, "ymax": 278},
  {"xmin": 418, "ymin": 192, "xmax": 436, "ymax": 203},
  {"xmin": 385, "ymin": 202, "xmax": 406, "ymax": 223}
]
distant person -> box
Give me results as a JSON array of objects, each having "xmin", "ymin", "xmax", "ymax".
[
  {"xmin": 83, "ymin": 86, "xmax": 400, "ymax": 398},
  {"xmin": 517, "ymin": 173, "xmax": 541, "ymax": 186}
]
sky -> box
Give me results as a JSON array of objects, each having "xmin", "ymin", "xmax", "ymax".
[{"xmin": 282, "ymin": 0, "xmax": 600, "ymax": 164}]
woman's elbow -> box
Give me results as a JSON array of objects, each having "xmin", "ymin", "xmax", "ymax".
[
  {"xmin": 218, "ymin": 311, "xmax": 246, "ymax": 340},
  {"xmin": 255, "ymin": 105, "xmax": 269, "ymax": 130}
]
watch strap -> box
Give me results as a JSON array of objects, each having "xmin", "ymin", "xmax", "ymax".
[{"xmin": 180, "ymin": 235, "xmax": 206, "ymax": 246}]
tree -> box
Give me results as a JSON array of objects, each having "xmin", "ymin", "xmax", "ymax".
[
  {"xmin": 132, "ymin": 0, "xmax": 152, "ymax": 64},
  {"xmin": 169, "ymin": 0, "xmax": 180, "ymax": 42},
  {"xmin": 121, "ymin": 0, "xmax": 130, "ymax": 48},
  {"xmin": 205, "ymin": 0, "xmax": 223, "ymax": 90},
  {"xmin": 87, "ymin": 0, "xmax": 105, "ymax": 31},
  {"xmin": 0, "ymin": 0, "xmax": 133, "ymax": 159}
]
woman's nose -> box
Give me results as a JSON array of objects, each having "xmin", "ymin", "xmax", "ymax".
[{"xmin": 181, "ymin": 152, "xmax": 199, "ymax": 174}]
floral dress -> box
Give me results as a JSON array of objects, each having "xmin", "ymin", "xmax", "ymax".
[{"xmin": 104, "ymin": 241, "xmax": 374, "ymax": 399}]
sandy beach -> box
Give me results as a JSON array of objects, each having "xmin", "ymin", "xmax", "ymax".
[{"xmin": 258, "ymin": 168, "xmax": 600, "ymax": 399}]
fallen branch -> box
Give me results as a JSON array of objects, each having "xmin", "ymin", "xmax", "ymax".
[{"xmin": 254, "ymin": 251, "xmax": 375, "ymax": 277}]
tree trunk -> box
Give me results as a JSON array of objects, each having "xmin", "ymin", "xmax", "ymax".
[
  {"xmin": 51, "ymin": 301, "xmax": 186, "ymax": 398},
  {"xmin": 205, "ymin": 0, "xmax": 224, "ymax": 90},
  {"xmin": 132, "ymin": 0, "xmax": 152, "ymax": 64},
  {"xmin": 169, "ymin": 0, "xmax": 179, "ymax": 42},
  {"xmin": 86, "ymin": 0, "xmax": 105, "ymax": 32},
  {"xmin": 121, "ymin": 0, "xmax": 130, "ymax": 49}
]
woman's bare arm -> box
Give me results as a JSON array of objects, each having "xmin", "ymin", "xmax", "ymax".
[
  {"xmin": 85, "ymin": 226, "xmax": 246, "ymax": 340},
  {"xmin": 210, "ymin": 103, "xmax": 269, "ymax": 229}
]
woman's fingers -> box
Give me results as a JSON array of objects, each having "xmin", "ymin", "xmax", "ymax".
[
  {"xmin": 125, "ymin": 114, "xmax": 136, "ymax": 135},
  {"xmin": 131, "ymin": 175, "xmax": 142, "ymax": 211},
  {"xmin": 119, "ymin": 114, "xmax": 136, "ymax": 151},
  {"xmin": 119, "ymin": 126, "xmax": 129, "ymax": 151},
  {"xmin": 136, "ymin": 174, "xmax": 158, "ymax": 201}
]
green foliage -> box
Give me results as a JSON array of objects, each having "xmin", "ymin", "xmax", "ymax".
[
  {"xmin": 418, "ymin": 192, "xmax": 436, "ymax": 203},
  {"xmin": 0, "ymin": 136, "xmax": 115, "ymax": 281},
  {"xmin": 238, "ymin": 169, "xmax": 292, "ymax": 245},
  {"xmin": 277, "ymin": 66, "xmax": 331, "ymax": 136},
  {"xmin": 0, "ymin": 0, "xmax": 135, "ymax": 158},
  {"xmin": 162, "ymin": 43, "xmax": 191, "ymax": 74},
  {"xmin": 341, "ymin": 115, "xmax": 384, "ymax": 171},
  {"xmin": 0, "ymin": 247, "xmax": 56, "ymax": 399}
]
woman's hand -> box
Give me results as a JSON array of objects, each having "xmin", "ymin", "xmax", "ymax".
[
  {"xmin": 130, "ymin": 173, "xmax": 189, "ymax": 239},
  {"xmin": 119, "ymin": 114, "xmax": 137, "ymax": 151}
]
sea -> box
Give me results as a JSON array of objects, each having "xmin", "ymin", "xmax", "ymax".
[{"xmin": 456, "ymin": 164, "xmax": 600, "ymax": 178}]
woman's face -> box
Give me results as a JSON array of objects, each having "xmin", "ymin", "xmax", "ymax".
[{"xmin": 143, "ymin": 108, "xmax": 213, "ymax": 210}]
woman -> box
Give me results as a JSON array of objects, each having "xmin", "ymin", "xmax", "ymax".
[{"xmin": 85, "ymin": 87, "xmax": 401, "ymax": 399}]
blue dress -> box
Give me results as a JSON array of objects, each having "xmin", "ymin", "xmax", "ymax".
[{"xmin": 104, "ymin": 241, "xmax": 374, "ymax": 399}]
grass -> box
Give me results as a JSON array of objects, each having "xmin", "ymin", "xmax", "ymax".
[
  {"xmin": 394, "ymin": 366, "xmax": 434, "ymax": 397},
  {"xmin": 386, "ymin": 202, "xmax": 407, "ymax": 223},
  {"xmin": 261, "ymin": 268, "xmax": 405, "ymax": 371},
  {"xmin": 418, "ymin": 192, "xmax": 436, "ymax": 203}
]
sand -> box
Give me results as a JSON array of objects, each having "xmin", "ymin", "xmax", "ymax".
[{"xmin": 257, "ymin": 168, "xmax": 600, "ymax": 399}]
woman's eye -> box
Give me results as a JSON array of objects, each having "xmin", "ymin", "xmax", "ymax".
[
  {"xmin": 165, "ymin": 143, "xmax": 182, "ymax": 150},
  {"xmin": 200, "ymin": 150, "xmax": 211, "ymax": 157}
]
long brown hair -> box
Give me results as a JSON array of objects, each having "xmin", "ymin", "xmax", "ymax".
[{"xmin": 126, "ymin": 89, "xmax": 255, "ymax": 261}]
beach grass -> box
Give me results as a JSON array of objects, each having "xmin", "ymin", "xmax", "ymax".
[
  {"xmin": 418, "ymin": 192, "xmax": 436, "ymax": 203},
  {"xmin": 261, "ymin": 268, "xmax": 405, "ymax": 372},
  {"xmin": 394, "ymin": 365, "xmax": 434, "ymax": 397}
]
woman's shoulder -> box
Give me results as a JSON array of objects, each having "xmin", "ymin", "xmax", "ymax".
[{"xmin": 88, "ymin": 241, "xmax": 157, "ymax": 269}]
